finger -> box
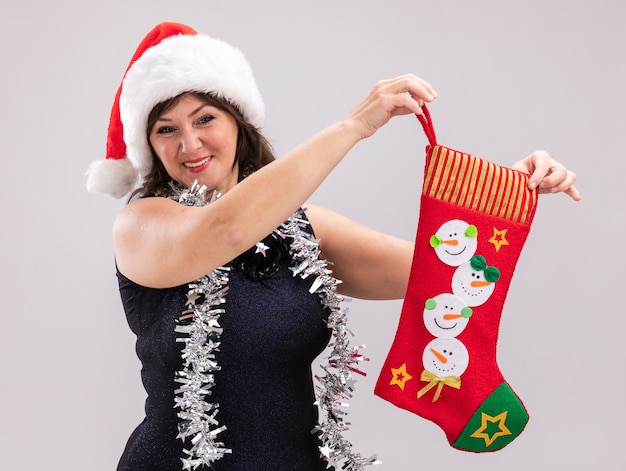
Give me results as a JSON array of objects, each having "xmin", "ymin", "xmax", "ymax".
[
  {"xmin": 564, "ymin": 184, "xmax": 582, "ymax": 201},
  {"xmin": 384, "ymin": 74, "xmax": 438, "ymax": 103},
  {"xmin": 538, "ymin": 164, "xmax": 568, "ymax": 189},
  {"xmin": 550, "ymin": 170, "xmax": 579, "ymax": 196},
  {"xmin": 390, "ymin": 93, "xmax": 426, "ymax": 117},
  {"xmin": 383, "ymin": 89, "xmax": 430, "ymax": 116},
  {"xmin": 544, "ymin": 182, "xmax": 581, "ymax": 200},
  {"xmin": 527, "ymin": 153, "xmax": 551, "ymax": 189},
  {"xmin": 349, "ymin": 88, "xmax": 423, "ymax": 136},
  {"xmin": 406, "ymin": 73, "xmax": 438, "ymax": 98},
  {"xmin": 539, "ymin": 170, "xmax": 581, "ymax": 201},
  {"xmin": 515, "ymin": 151, "xmax": 580, "ymax": 201}
]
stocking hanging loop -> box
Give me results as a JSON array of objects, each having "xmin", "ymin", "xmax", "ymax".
[{"xmin": 416, "ymin": 105, "xmax": 437, "ymax": 148}]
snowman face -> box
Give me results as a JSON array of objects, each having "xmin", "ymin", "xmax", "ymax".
[
  {"xmin": 430, "ymin": 219, "xmax": 478, "ymax": 266},
  {"xmin": 423, "ymin": 293, "xmax": 472, "ymax": 338},
  {"xmin": 452, "ymin": 261, "xmax": 496, "ymax": 306},
  {"xmin": 422, "ymin": 337, "xmax": 469, "ymax": 377}
]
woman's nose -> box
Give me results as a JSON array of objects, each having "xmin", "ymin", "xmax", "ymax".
[{"xmin": 180, "ymin": 129, "xmax": 203, "ymax": 154}]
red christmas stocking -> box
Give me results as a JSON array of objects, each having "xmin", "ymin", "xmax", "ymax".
[{"xmin": 374, "ymin": 106, "xmax": 538, "ymax": 452}]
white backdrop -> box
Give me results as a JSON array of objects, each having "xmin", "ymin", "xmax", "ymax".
[{"xmin": 2, "ymin": 1, "xmax": 624, "ymax": 470}]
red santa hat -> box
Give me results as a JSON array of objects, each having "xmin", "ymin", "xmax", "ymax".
[{"xmin": 86, "ymin": 22, "xmax": 265, "ymax": 198}]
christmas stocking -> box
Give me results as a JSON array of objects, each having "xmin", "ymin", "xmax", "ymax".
[{"xmin": 374, "ymin": 106, "xmax": 538, "ymax": 452}]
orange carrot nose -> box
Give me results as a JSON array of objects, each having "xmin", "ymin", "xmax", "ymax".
[
  {"xmin": 442, "ymin": 239, "xmax": 459, "ymax": 246},
  {"xmin": 443, "ymin": 313, "xmax": 463, "ymax": 320},
  {"xmin": 430, "ymin": 348, "xmax": 448, "ymax": 364},
  {"xmin": 471, "ymin": 280, "xmax": 491, "ymax": 287}
]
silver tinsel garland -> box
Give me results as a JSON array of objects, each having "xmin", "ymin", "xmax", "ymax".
[
  {"xmin": 171, "ymin": 182, "xmax": 231, "ymax": 469},
  {"xmin": 175, "ymin": 267, "xmax": 232, "ymax": 470},
  {"xmin": 171, "ymin": 182, "xmax": 378, "ymax": 469}
]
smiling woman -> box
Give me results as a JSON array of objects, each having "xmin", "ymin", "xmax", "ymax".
[
  {"xmin": 85, "ymin": 22, "xmax": 434, "ymax": 470},
  {"xmin": 148, "ymin": 95, "xmax": 239, "ymax": 193},
  {"xmin": 133, "ymin": 92, "xmax": 275, "ymax": 201},
  {"xmin": 84, "ymin": 21, "xmax": 579, "ymax": 471}
]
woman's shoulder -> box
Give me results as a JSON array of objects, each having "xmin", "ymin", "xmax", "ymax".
[
  {"xmin": 121, "ymin": 194, "xmax": 176, "ymax": 210},
  {"xmin": 115, "ymin": 195, "xmax": 180, "ymax": 229}
]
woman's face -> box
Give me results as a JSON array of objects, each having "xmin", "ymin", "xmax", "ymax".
[{"xmin": 149, "ymin": 93, "xmax": 239, "ymax": 194}]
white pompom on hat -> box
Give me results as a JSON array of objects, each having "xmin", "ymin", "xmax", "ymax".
[{"xmin": 86, "ymin": 22, "xmax": 265, "ymax": 198}]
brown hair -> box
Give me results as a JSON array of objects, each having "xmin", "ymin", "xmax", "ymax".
[{"xmin": 129, "ymin": 92, "xmax": 275, "ymax": 200}]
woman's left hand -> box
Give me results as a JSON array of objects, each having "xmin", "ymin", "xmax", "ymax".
[{"xmin": 512, "ymin": 150, "xmax": 581, "ymax": 201}]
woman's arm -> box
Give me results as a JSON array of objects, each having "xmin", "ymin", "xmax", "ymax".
[
  {"xmin": 114, "ymin": 75, "xmax": 437, "ymax": 288},
  {"xmin": 305, "ymin": 204, "xmax": 413, "ymax": 300}
]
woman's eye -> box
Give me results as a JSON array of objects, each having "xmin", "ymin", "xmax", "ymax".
[
  {"xmin": 156, "ymin": 126, "xmax": 175, "ymax": 135},
  {"xmin": 198, "ymin": 115, "xmax": 215, "ymax": 125}
]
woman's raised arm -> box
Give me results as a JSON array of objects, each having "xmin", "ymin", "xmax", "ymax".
[{"xmin": 114, "ymin": 75, "xmax": 437, "ymax": 288}]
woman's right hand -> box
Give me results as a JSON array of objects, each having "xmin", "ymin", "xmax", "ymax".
[{"xmin": 345, "ymin": 74, "xmax": 437, "ymax": 139}]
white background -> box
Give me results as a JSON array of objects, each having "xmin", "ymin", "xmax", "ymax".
[{"xmin": 2, "ymin": 1, "xmax": 624, "ymax": 470}]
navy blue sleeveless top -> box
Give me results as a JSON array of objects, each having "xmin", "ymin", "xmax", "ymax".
[{"xmin": 116, "ymin": 222, "xmax": 333, "ymax": 470}]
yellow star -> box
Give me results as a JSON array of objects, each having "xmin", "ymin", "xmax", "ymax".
[
  {"xmin": 389, "ymin": 363, "xmax": 413, "ymax": 391},
  {"xmin": 488, "ymin": 227, "xmax": 509, "ymax": 252},
  {"xmin": 470, "ymin": 411, "xmax": 512, "ymax": 447}
]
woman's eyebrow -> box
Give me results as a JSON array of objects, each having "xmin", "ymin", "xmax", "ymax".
[
  {"xmin": 188, "ymin": 103, "xmax": 211, "ymax": 118},
  {"xmin": 156, "ymin": 104, "xmax": 212, "ymax": 122}
]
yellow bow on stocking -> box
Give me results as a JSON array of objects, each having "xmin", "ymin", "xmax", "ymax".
[{"xmin": 417, "ymin": 370, "xmax": 461, "ymax": 402}]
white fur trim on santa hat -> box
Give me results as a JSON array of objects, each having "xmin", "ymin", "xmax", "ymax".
[
  {"xmin": 120, "ymin": 33, "xmax": 265, "ymax": 180},
  {"xmin": 86, "ymin": 158, "xmax": 138, "ymax": 199}
]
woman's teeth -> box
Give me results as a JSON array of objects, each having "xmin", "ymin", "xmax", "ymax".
[{"xmin": 184, "ymin": 157, "xmax": 210, "ymax": 168}]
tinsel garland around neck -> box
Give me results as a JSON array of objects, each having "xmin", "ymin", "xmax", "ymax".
[{"xmin": 169, "ymin": 181, "xmax": 379, "ymax": 470}]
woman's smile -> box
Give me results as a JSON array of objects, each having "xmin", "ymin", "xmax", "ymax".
[{"xmin": 183, "ymin": 155, "xmax": 213, "ymax": 172}]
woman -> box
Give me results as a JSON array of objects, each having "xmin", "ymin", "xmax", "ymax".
[{"xmin": 86, "ymin": 22, "xmax": 579, "ymax": 471}]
